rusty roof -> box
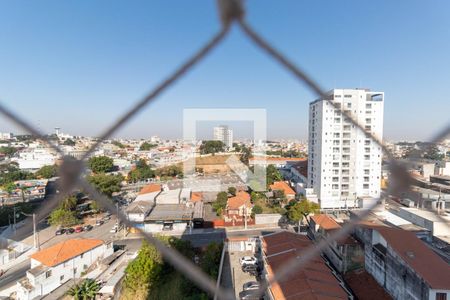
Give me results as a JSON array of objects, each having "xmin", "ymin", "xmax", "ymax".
[
  {"xmin": 375, "ymin": 226, "xmax": 450, "ymax": 290},
  {"xmin": 30, "ymin": 239, "xmax": 104, "ymax": 267},
  {"xmin": 262, "ymin": 231, "xmax": 348, "ymax": 300},
  {"xmin": 227, "ymin": 191, "xmax": 251, "ymax": 210},
  {"xmin": 270, "ymin": 181, "xmax": 296, "ymax": 196},
  {"xmin": 310, "ymin": 214, "xmax": 341, "ymax": 231},
  {"xmin": 138, "ymin": 183, "xmax": 161, "ymax": 195}
]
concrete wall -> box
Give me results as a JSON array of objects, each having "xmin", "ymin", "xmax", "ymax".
[{"xmin": 255, "ymin": 214, "xmax": 283, "ymax": 225}]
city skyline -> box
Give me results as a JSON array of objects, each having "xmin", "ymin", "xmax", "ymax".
[{"xmin": 1, "ymin": 1, "xmax": 449, "ymax": 141}]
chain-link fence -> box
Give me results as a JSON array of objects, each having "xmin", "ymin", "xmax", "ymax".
[{"xmin": 1, "ymin": 1, "xmax": 449, "ymax": 299}]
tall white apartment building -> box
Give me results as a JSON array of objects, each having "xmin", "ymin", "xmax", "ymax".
[
  {"xmin": 308, "ymin": 89, "xmax": 384, "ymax": 209},
  {"xmin": 213, "ymin": 125, "xmax": 233, "ymax": 148}
]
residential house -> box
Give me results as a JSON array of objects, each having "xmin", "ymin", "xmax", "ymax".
[
  {"xmin": 225, "ymin": 191, "xmax": 252, "ymax": 220},
  {"xmin": 309, "ymin": 214, "xmax": 364, "ymax": 274},
  {"xmin": 261, "ymin": 231, "xmax": 351, "ymax": 300},
  {"xmin": 270, "ymin": 181, "xmax": 296, "ymax": 201},
  {"xmin": 16, "ymin": 239, "xmax": 113, "ymax": 300},
  {"xmin": 354, "ymin": 225, "xmax": 450, "ymax": 300}
]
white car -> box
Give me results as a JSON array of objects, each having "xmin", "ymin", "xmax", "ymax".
[
  {"xmin": 239, "ymin": 256, "xmax": 257, "ymax": 266},
  {"xmin": 110, "ymin": 225, "xmax": 118, "ymax": 233},
  {"xmin": 243, "ymin": 281, "xmax": 260, "ymax": 291}
]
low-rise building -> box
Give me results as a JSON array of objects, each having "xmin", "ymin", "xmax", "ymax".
[
  {"xmin": 16, "ymin": 239, "xmax": 113, "ymax": 300},
  {"xmin": 261, "ymin": 231, "xmax": 351, "ymax": 300},
  {"xmin": 354, "ymin": 225, "xmax": 450, "ymax": 300},
  {"xmin": 269, "ymin": 181, "xmax": 296, "ymax": 200},
  {"xmin": 225, "ymin": 191, "xmax": 252, "ymax": 220},
  {"xmin": 309, "ymin": 214, "xmax": 364, "ymax": 274}
]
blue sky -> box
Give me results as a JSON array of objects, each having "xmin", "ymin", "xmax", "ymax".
[{"xmin": 0, "ymin": 1, "xmax": 449, "ymax": 141}]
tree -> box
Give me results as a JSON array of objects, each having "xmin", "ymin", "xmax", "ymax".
[
  {"xmin": 200, "ymin": 242, "xmax": 222, "ymax": 278},
  {"xmin": 88, "ymin": 156, "xmax": 114, "ymax": 173},
  {"xmin": 212, "ymin": 192, "xmax": 228, "ymax": 216},
  {"xmin": 227, "ymin": 186, "xmax": 236, "ymax": 196},
  {"xmin": 87, "ymin": 174, "xmax": 123, "ymax": 197},
  {"xmin": 240, "ymin": 146, "xmax": 252, "ymax": 165},
  {"xmin": 123, "ymin": 241, "xmax": 163, "ymax": 298},
  {"xmin": 63, "ymin": 138, "xmax": 76, "ymax": 146},
  {"xmin": 0, "ymin": 146, "xmax": 17, "ymax": 157},
  {"xmin": 35, "ymin": 165, "xmax": 57, "ymax": 179},
  {"xmin": 128, "ymin": 159, "xmax": 155, "ymax": 182},
  {"xmin": 266, "ymin": 165, "xmax": 283, "ymax": 186},
  {"xmin": 251, "ymin": 205, "xmax": 263, "ymax": 217},
  {"xmin": 139, "ymin": 142, "xmax": 157, "ymax": 151},
  {"xmin": 424, "ymin": 145, "xmax": 445, "ymax": 161},
  {"xmin": 286, "ymin": 199, "xmax": 320, "ymax": 230},
  {"xmin": 49, "ymin": 208, "xmax": 79, "ymax": 227},
  {"xmin": 0, "ymin": 163, "xmax": 34, "ymax": 185},
  {"xmin": 199, "ymin": 141, "xmax": 225, "ymax": 155},
  {"xmin": 67, "ymin": 279, "xmax": 100, "ymax": 300},
  {"xmin": 61, "ymin": 196, "xmax": 78, "ymax": 210},
  {"xmin": 155, "ymin": 165, "xmax": 183, "ymax": 179}
]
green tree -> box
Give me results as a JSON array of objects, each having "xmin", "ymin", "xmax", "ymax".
[
  {"xmin": 88, "ymin": 156, "xmax": 114, "ymax": 173},
  {"xmin": 87, "ymin": 174, "xmax": 123, "ymax": 197},
  {"xmin": 0, "ymin": 146, "xmax": 17, "ymax": 157},
  {"xmin": 128, "ymin": 159, "xmax": 155, "ymax": 182},
  {"xmin": 200, "ymin": 242, "xmax": 222, "ymax": 278},
  {"xmin": 424, "ymin": 145, "xmax": 445, "ymax": 161},
  {"xmin": 35, "ymin": 165, "xmax": 57, "ymax": 179},
  {"xmin": 155, "ymin": 165, "xmax": 183, "ymax": 179},
  {"xmin": 0, "ymin": 164, "xmax": 34, "ymax": 185},
  {"xmin": 251, "ymin": 205, "xmax": 263, "ymax": 217},
  {"xmin": 212, "ymin": 192, "xmax": 228, "ymax": 216},
  {"xmin": 266, "ymin": 164, "xmax": 283, "ymax": 186},
  {"xmin": 139, "ymin": 142, "xmax": 157, "ymax": 151},
  {"xmin": 63, "ymin": 138, "xmax": 76, "ymax": 146},
  {"xmin": 286, "ymin": 199, "xmax": 320, "ymax": 230},
  {"xmin": 67, "ymin": 279, "xmax": 100, "ymax": 300},
  {"xmin": 61, "ymin": 196, "xmax": 78, "ymax": 211},
  {"xmin": 123, "ymin": 241, "xmax": 163, "ymax": 299},
  {"xmin": 240, "ymin": 146, "xmax": 252, "ymax": 165},
  {"xmin": 199, "ymin": 141, "xmax": 224, "ymax": 155},
  {"xmin": 227, "ymin": 186, "xmax": 236, "ymax": 196},
  {"xmin": 49, "ymin": 208, "xmax": 79, "ymax": 227}
]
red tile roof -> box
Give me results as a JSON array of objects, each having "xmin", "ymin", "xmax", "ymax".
[
  {"xmin": 139, "ymin": 184, "xmax": 161, "ymax": 195},
  {"xmin": 270, "ymin": 181, "xmax": 295, "ymax": 196},
  {"xmin": 262, "ymin": 231, "xmax": 348, "ymax": 300},
  {"xmin": 191, "ymin": 192, "xmax": 202, "ymax": 202},
  {"xmin": 310, "ymin": 214, "xmax": 341, "ymax": 231},
  {"xmin": 30, "ymin": 239, "xmax": 104, "ymax": 267},
  {"xmin": 227, "ymin": 191, "xmax": 251, "ymax": 210},
  {"xmin": 375, "ymin": 226, "xmax": 450, "ymax": 290}
]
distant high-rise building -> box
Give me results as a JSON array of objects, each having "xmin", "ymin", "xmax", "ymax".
[
  {"xmin": 308, "ymin": 89, "xmax": 384, "ymax": 209},
  {"xmin": 213, "ymin": 125, "xmax": 233, "ymax": 148}
]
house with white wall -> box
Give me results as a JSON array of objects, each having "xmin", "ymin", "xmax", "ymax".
[{"xmin": 16, "ymin": 239, "xmax": 113, "ymax": 300}]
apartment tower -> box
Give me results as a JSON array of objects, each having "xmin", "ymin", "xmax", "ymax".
[
  {"xmin": 213, "ymin": 125, "xmax": 233, "ymax": 148},
  {"xmin": 308, "ymin": 89, "xmax": 384, "ymax": 209}
]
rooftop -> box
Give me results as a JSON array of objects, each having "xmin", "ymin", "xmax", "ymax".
[
  {"xmin": 227, "ymin": 191, "xmax": 251, "ymax": 210},
  {"xmin": 270, "ymin": 181, "xmax": 295, "ymax": 196},
  {"xmin": 399, "ymin": 207, "xmax": 450, "ymax": 222},
  {"xmin": 262, "ymin": 231, "xmax": 348, "ymax": 300},
  {"xmin": 310, "ymin": 214, "xmax": 341, "ymax": 231},
  {"xmin": 138, "ymin": 183, "xmax": 161, "ymax": 195},
  {"xmin": 145, "ymin": 204, "xmax": 193, "ymax": 221},
  {"xmin": 375, "ymin": 226, "xmax": 450, "ymax": 290},
  {"xmin": 30, "ymin": 239, "xmax": 104, "ymax": 267}
]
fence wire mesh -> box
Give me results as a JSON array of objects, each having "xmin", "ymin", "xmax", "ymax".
[{"xmin": 1, "ymin": 0, "xmax": 449, "ymax": 299}]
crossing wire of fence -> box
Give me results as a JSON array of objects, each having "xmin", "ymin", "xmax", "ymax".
[{"xmin": 1, "ymin": 0, "xmax": 449, "ymax": 299}]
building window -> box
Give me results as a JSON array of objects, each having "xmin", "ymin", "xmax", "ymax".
[
  {"xmin": 436, "ymin": 293, "xmax": 447, "ymax": 300},
  {"xmin": 332, "ymin": 177, "xmax": 339, "ymax": 182},
  {"xmin": 334, "ymin": 118, "xmax": 341, "ymax": 123},
  {"xmin": 46, "ymin": 271, "xmax": 52, "ymax": 278},
  {"xmin": 344, "ymin": 95, "xmax": 352, "ymax": 98},
  {"xmin": 80, "ymin": 253, "xmax": 84, "ymax": 259},
  {"xmin": 366, "ymin": 103, "xmax": 372, "ymax": 109},
  {"xmin": 363, "ymin": 184, "xmax": 369, "ymax": 189},
  {"xmin": 332, "ymin": 184, "xmax": 339, "ymax": 190},
  {"xmin": 333, "ymin": 133, "xmax": 340, "ymax": 138},
  {"xmin": 364, "ymin": 155, "xmax": 370, "ymax": 160},
  {"xmin": 346, "ymin": 103, "xmax": 351, "ymax": 108},
  {"xmin": 364, "ymin": 177, "xmax": 370, "ymax": 182},
  {"xmin": 364, "ymin": 169, "xmax": 370, "ymax": 175},
  {"xmin": 333, "ymin": 163, "xmax": 339, "ymax": 168},
  {"xmin": 365, "ymin": 140, "xmax": 371, "ymax": 146},
  {"xmin": 60, "ymin": 275, "xmax": 64, "ymax": 281}
]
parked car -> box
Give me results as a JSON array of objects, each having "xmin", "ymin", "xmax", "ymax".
[
  {"xmin": 243, "ymin": 281, "xmax": 260, "ymax": 291},
  {"xmin": 102, "ymin": 215, "xmax": 111, "ymax": 221},
  {"xmin": 65, "ymin": 228, "xmax": 75, "ymax": 234},
  {"xmin": 240, "ymin": 256, "xmax": 258, "ymax": 266},
  {"xmin": 242, "ymin": 265, "xmax": 261, "ymax": 276},
  {"xmin": 239, "ymin": 290, "xmax": 261, "ymax": 300},
  {"xmin": 55, "ymin": 228, "xmax": 66, "ymax": 235},
  {"xmin": 96, "ymin": 220, "xmax": 104, "ymax": 226},
  {"xmin": 74, "ymin": 226, "xmax": 83, "ymax": 233},
  {"xmin": 110, "ymin": 225, "xmax": 118, "ymax": 233},
  {"xmin": 83, "ymin": 224, "xmax": 93, "ymax": 231}
]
